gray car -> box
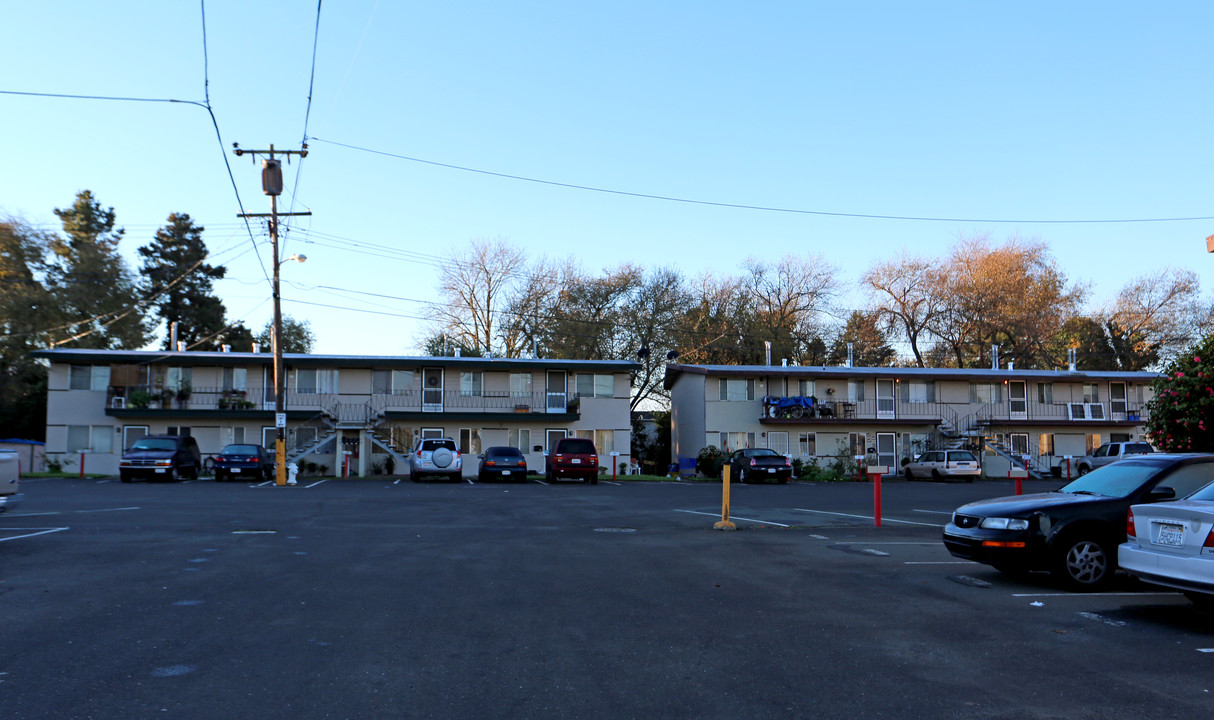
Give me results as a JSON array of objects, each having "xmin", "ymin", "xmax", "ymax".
[
  {"xmin": 1076, "ymin": 441, "xmax": 1155, "ymax": 476},
  {"xmin": 409, "ymin": 437, "xmax": 463, "ymax": 482},
  {"xmin": 905, "ymin": 449, "xmax": 980, "ymax": 482}
]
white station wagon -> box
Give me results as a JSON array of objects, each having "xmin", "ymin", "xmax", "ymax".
[{"xmin": 904, "ymin": 450, "xmax": 981, "ymax": 482}]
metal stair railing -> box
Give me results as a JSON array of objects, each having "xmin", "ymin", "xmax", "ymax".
[{"xmin": 985, "ymin": 438, "xmax": 1048, "ymax": 479}]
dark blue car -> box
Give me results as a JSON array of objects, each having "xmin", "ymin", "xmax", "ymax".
[{"xmin": 214, "ymin": 444, "xmax": 275, "ymax": 482}]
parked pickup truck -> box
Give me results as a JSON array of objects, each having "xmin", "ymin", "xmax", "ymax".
[{"xmin": 1076, "ymin": 441, "xmax": 1156, "ymax": 476}]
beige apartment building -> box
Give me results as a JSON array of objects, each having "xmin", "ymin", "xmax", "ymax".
[
  {"xmin": 665, "ymin": 363, "xmax": 1159, "ymax": 478},
  {"xmin": 34, "ymin": 348, "xmax": 637, "ymax": 478}
]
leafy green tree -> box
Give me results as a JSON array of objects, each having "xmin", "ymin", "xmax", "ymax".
[
  {"xmin": 0, "ymin": 219, "xmax": 57, "ymax": 439},
  {"xmin": 419, "ymin": 331, "xmax": 482, "ymax": 357},
  {"xmin": 828, "ymin": 310, "xmax": 896, "ymax": 367},
  {"xmin": 47, "ymin": 191, "xmax": 148, "ymax": 348},
  {"xmin": 1145, "ymin": 335, "xmax": 1214, "ymax": 452},
  {"xmin": 255, "ymin": 315, "xmax": 316, "ymax": 354},
  {"xmin": 137, "ymin": 213, "xmax": 231, "ymax": 350}
]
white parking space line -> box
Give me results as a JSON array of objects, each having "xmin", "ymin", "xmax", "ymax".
[
  {"xmin": 0, "ymin": 527, "xmax": 70, "ymax": 543},
  {"xmin": 4, "ymin": 511, "xmax": 62, "ymax": 517},
  {"xmin": 75, "ymin": 506, "xmax": 140, "ymax": 514},
  {"xmin": 305, "ymin": 479, "xmax": 329, "ymax": 489},
  {"xmin": 913, "ymin": 509, "xmax": 953, "ymax": 515},
  {"xmin": 603, "ymin": 480, "xmax": 622, "ymax": 486},
  {"xmin": 792, "ymin": 508, "xmax": 942, "ymax": 527},
  {"xmin": 830, "ymin": 542, "xmax": 939, "ymax": 545},
  {"xmin": 466, "ymin": 478, "xmax": 474, "ymax": 485},
  {"xmin": 255, "ymin": 480, "xmax": 273, "ymax": 487},
  {"xmin": 1011, "ymin": 592, "xmax": 1178, "ymax": 598},
  {"xmin": 674, "ymin": 509, "xmax": 791, "ymax": 528},
  {"xmin": 96, "ymin": 479, "xmax": 113, "ymax": 484},
  {"xmin": 905, "ymin": 561, "xmax": 974, "ymax": 565},
  {"xmin": 534, "ymin": 478, "xmax": 549, "ymax": 485}
]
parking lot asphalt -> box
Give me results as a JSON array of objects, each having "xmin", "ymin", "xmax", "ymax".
[{"xmin": 3, "ymin": 476, "xmax": 1213, "ymax": 719}]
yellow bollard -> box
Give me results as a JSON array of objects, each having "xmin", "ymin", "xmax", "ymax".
[{"xmin": 714, "ymin": 464, "xmax": 737, "ymax": 530}]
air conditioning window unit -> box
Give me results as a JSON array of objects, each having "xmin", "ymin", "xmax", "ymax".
[
  {"xmin": 1067, "ymin": 403, "xmax": 1087, "ymax": 420},
  {"xmin": 1086, "ymin": 403, "xmax": 1106, "ymax": 420}
]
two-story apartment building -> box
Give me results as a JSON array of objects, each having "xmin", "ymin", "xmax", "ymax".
[
  {"xmin": 665, "ymin": 363, "xmax": 1160, "ymax": 478},
  {"xmin": 33, "ymin": 348, "xmax": 637, "ymax": 478}
]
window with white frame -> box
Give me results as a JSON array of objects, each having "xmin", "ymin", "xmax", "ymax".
[
  {"xmin": 509, "ymin": 428, "xmax": 531, "ymax": 452},
  {"xmin": 594, "ymin": 429, "xmax": 614, "ymax": 454},
  {"xmin": 460, "ymin": 371, "xmax": 483, "ymax": 397},
  {"xmin": 797, "ymin": 379, "xmax": 815, "ymax": 397},
  {"xmin": 904, "ymin": 380, "xmax": 934, "ymax": 403},
  {"xmin": 849, "ymin": 433, "xmax": 866, "ymax": 457},
  {"xmin": 70, "ymin": 365, "xmax": 110, "ymax": 391},
  {"xmin": 167, "ymin": 367, "xmax": 192, "ymax": 392},
  {"xmin": 262, "ymin": 427, "xmax": 276, "ymax": 450},
  {"xmin": 459, "ymin": 428, "xmax": 482, "ymax": 455},
  {"xmin": 718, "ymin": 378, "xmax": 755, "ymax": 402},
  {"xmin": 67, "ymin": 425, "xmax": 113, "ymax": 453},
  {"xmin": 1083, "ymin": 383, "xmax": 1100, "ymax": 403},
  {"xmin": 798, "ymin": 432, "xmax": 816, "ymax": 457},
  {"xmin": 232, "ymin": 426, "xmax": 246, "ymax": 444},
  {"xmin": 294, "ymin": 369, "xmax": 338, "ymax": 394},
  {"xmin": 222, "ymin": 367, "xmax": 248, "ymax": 391},
  {"xmin": 420, "ymin": 428, "xmax": 444, "ymax": 440},
  {"xmin": 719, "ymin": 431, "xmax": 756, "ymax": 451},
  {"xmin": 970, "ymin": 383, "xmax": 1002, "ymax": 404},
  {"xmin": 1037, "ymin": 382, "xmax": 1053, "ymax": 404},
  {"xmin": 767, "ymin": 431, "xmax": 789, "ymax": 455},
  {"xmin": 510, "ymin": 372, "xmax": 533, "ymax": 397},
  {"xmin": 848, "ymin": 380, "xmax": 865, "ymax": 403},
  {"xmin": 576, "ymin": 373, "xmax": 615, "ymax": 399}
]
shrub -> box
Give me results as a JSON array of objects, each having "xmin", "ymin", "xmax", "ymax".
[
  {"xmin": 1146, "ymin": 335, "xmax": 1214, "ymax": 452},
  {"xmin": 696, "ymin": 445, "xmax": 725, "ymax": 478}
]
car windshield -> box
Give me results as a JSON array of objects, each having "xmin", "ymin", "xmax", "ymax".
[
  {"xmin": 558, "ymin": 440, "xmax": 596, "ymax": 454},
  {"xmin": 488, "ymin": 447, "xmax": 523, "ymax": 457},
  {"xmin": 223, "ymin": 445, "xmax": 260, "ymax": 455},
  {"xmin": 947, "ymin": 451, "xmax": 977, "ymax": 462},
  {"xmin": 131, "ymin": 438, "xmax": 176, "ymax": 451},
  {"xmin": 1058, "ymin": 462, "xmax": 1163, "ymax": 498},
  {"xmin": 747, "ymin": 449, "xmax": 780, "ymax": 458},
  {"xmin": 421, "ymin": 440, "xmax": 456, "ymax": 451}
]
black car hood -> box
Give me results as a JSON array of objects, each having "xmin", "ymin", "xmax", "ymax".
[
  {"xmin": 123, "ymin": 449, "xmax": 175, "ymax": 461},
  {"xmin": 955, "ymin": 491, "xmax": 1108, "ymax": 517}
]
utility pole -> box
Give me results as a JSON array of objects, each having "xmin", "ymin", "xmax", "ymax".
[{"xmin": 234, "ymin": 143, "xmax": 311, "ymax": 486}]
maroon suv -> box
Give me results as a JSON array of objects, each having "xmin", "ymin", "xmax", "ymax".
[{"xmin": 545, "ymin": 438, "xmax": 599, "ymax": 484}]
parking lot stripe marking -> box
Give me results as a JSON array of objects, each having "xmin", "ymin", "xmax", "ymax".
[
  {"xmin": 255, "ymin": 480, "xmax": 273, "ymax": 487},
  {"xmin": 466, "ymin": 478, "xmax": 474, "ymax": 485},
  {"xmin": 603, "ymin": 480, "xmax": 622, "ymax": 486},
  {"xmin": 904, "ymin": 561, "xmax": 973, "ymax": 565},
  {"xmin": 675, "ymin": 509, "xmax": 791, "ymax": 527},
  {"xmin": 0, "ymin": 527, "xmax": 70, "ymax": 543},
  {"xmin": 96, "ymin": 479, "xmax": 112, "ymax": 484},
  {"xmin": 792, "ymin": 508, "xmax": 941, "ymax": 527},
  {"xmin": 1011, "ymin": 592, "xmax": 1178, "ymax": 598},
  {"xmin": 1197, "ymin": 649, "xmax": 1214, "ymax": 653},
  {"xmin": 534, "ymin": 478, "xmax": 549, "ymax": 485},
  {"xmin": 913, "ymin": 509, "xmax": 953, "ymax": 515},
  {"xmin": 75, "ymin": 507, "xmax": 140, "ymax": 514},
  {"xmin": 5, "ymin": 511, "xmax": 62, "ymax": 517},
  {"xmin": 831, "ymin": 542, "xmax": 939, "ymax": 545},
  {"xmin": 305, "ymin": 479, "xmax": 329, "ymax": 488}
]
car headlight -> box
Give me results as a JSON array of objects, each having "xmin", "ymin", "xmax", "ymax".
[{"xmin": 979, "ymin": 517, "xmax": 1030, "ymax": 530}]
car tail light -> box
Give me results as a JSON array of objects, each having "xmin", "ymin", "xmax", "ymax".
[
  {"xmin": 555, "ymin": 454, "xmax": 564, "ymax": 462},
  {"xmin": 1126, "ymin": 509, "xmax": 1136, "ymax": 539},
  {"xmin": 1204, "ymin": 528, "xmax": 1214, "ymax": 549},
  {"xmin": 749, "ymin": 459, "xmax": 757, "ymax": 467},
  {"xmin": 416, "ymin": 450, "xmax": 423, "ymax": 458},
  {"xmin": 784, "ymin": 457, "xmax": 791, "ymax": 467},
  {"xmin": 485, "ymin": 460, "xmax": 496, "ymax": 466}
]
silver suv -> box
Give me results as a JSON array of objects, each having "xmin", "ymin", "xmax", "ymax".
[{"xmin": 409, "ymin": 437, "xmax": 463, "ymax": 482}]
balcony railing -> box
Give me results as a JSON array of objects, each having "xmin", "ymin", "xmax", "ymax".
[
  {"xmin": 757, "ymin": 396, "xmax": 1152, "ymax": 425},
  {"xmin": 975, "ymin": 401, "xmax": 1151, "ymax": 424}
]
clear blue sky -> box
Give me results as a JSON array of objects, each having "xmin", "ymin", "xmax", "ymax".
[{"xmin": 3, "ymin": 1, "xmax": 1212, "ymax": 356}]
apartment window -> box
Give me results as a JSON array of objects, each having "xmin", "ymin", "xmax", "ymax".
[
  {"xmin": 798, "ymin": 432, "xmax": 816, "ymax": 457},
  {"xmin": 232, "ymin": 426, "xmax": 246, "ymax": 444},
  {"xmin": 1009, "ymin": 433, "xmax": 1029, "ymax": 456},
  {"xmin": 460, "ymin": 371, "xmax": 483, "ymax": 397},
  {"xmin": 849, "ymin": 433, "xmax": 866, "ymax": 457},
  {"xmin": 1085, "ymin": 433, "xmax": 1102, "ymax": 454},
  {"xmin": 1039, "ymin": 433, "xmax": 1055, "ymax": 456},
  {"xmin": 1110, "ymin": 432, "xmax": 1131, "ymax": 444},
  {"xmin": 392, "ymin": 370, "xmax": 414, "ymax": 394},
  {"xmin": 510, "ymin": 372, "xmax": 533, "ymax": 397},
  {"xmin": 595, "ymin": 429, "xmax": 614, "ymax": 454},
  {"xmin": 1083, "ymin": 383, "xmax": 1100, "ymax": 403},
  {"xmin": 767, "ymin": 431, "xmax": 789, "ymax": 455},
  {"xmin": 509, "ymin": 428, "xmax": 531, "ymax": 452},
  {"xmin": 847, "ymin": 380, "xmax": 866, "ymax": 403},
  {"xmin": 1037, "ymin": 383, "xmax": 1053, "ymax": 404},
  {"xmin": 372, "ymin": 370, "xmax": 392, "ymax": 395},
  {"xmin": 166, "ymin": 426, "xmax": 191, "ymax": 437},
  {"xmin": 167, "ymin": 367, "xmax": 192, "ymax": 392},
  {"xmin": 294, "ymin": 369, "xmax": 338, "ymax": 394},
  {"xmin": 391, "ymin": 425, "xmax": 414, "ymax": 451},
  {"xmin": 970, "ymin": 383, "xmax": 1002, "ymax": 404},
  {"xmin": 67, "ymin": 425, "xmax": 112, "ymax": 453},
  {"xmin": 576, "ymin": 373, "xmax": 614, "ymax": 399},
  {"xmin": 797, "ymin": 379, "xmax": 815, "ymax": 397},
  {"xmin": 70, "ymin": 365, "xmax": 110, "ymax": 391},
  {"xmin": 574, "ymin": 429, "xmax": 594, "ymax": 440},
  {"xmin": 903, "ymin": 381, "xmax": 934, "ymax": 403},
  {"xmin": 222, "ymin": 367, "xmax": 248, "ymax": 391},
  {"xmin": 123, "ymin": 426, "xmax": 148, "ymax": 451},
  {"xmin": 718, "ymin": 378, "xmax": 755, "ymax": 402},
  {"xmin": 719, "ymin": 432, "xmax": 756, "ymax": 451},
  {"xmin": 421, "ymin": 428, "xmax": 444, "ymax": 440},
  {"xmin": 459, "ymin": 428, "xmax": 482, "ymax": 455},
  {"xmin": 262, "ymin": 427, "xmax": 276, "ymax": 450}
]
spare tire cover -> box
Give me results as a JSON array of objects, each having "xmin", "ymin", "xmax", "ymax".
[{"xmin": 432, "ymin": 447, "xmax": 453, "ymax": 468}]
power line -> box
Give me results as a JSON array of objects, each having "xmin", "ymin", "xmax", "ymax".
[{"xmin": 308, "ymin": 136, "xmax": 1214, "ymax": 225}]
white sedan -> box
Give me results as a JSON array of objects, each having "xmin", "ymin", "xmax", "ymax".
[
  {"xmin": 904, "ymin": 450, "xmax": 980, "ymax": 482},
  {"xmin": 1120, "ymin": 483, "xmax": 1214, "ymax": 607}
]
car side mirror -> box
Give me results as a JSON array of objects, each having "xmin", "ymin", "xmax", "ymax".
[{"xmin": 1146, "ymin": 486, "xmax": 1176, "ymax": 502}]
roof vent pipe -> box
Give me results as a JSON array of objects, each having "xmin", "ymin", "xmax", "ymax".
[
  {"xmin": 1008, "ymin": 361, "xmax": 1014, "ymax": 371},
  {"xmin": 454, "ymin": 348, "xmax": 461, "ymax": 358},
  {"xmin": 1068, "ymin": 348, "xmax": 1077, "ymax": 372},
  {"xmin": 781, "ymin": 358, "xmax": 788, "ymax": 367},
  {"xmin": 991, "ymin": 345, "xmax": 1000, "ymax": 371},
  {"xmin": 221, "ymin": 344, "xmax": 231, "ymax": 353},
  {"xmin": 846, "ymin": 342, "xmax": 854, "ymax": 368},
  {"xmin": 177, "ymin": 341, "xmax": 186, "ymax": 352},
  {"xmin": 252, "ymin": 343, "xmax": 261, "ymax": 353},
  {"xmin": 169, "ymin": 321, "xmax": 178, "ymax": 350},
  {"xmin": 765, "ymin": 341, "xmax": 772, "ymax": 366}
]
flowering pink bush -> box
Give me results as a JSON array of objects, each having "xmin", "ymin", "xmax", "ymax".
[{"xmin": 1146, "ymin": 335, "xmax": 1214, "ymax": 452}]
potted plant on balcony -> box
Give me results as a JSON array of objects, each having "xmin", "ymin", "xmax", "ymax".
[
  {"xmin": 566, "ymin": 396, "xmax": 581, "ymax": 413},
  {"xmin": 175, "ymin": 382, "xmax": 192, "ymax": 406},
  {"xmin": 128, "ymin": 389, "xmax": 151, "ymax": 409},
  {"xmin": 158, "ymin": 388, "xmax": 174, "ymax": 409}
]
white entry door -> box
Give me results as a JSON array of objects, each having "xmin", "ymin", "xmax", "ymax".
[
  {"xmin": 1109, "ymin": 382, "xmax": 1127, "ymax": 420},
  {"xmin": 876, "ymin": 433, "xmax": 896, "ymax": 470},
  {"xmin": 1009, "ymin": 381, "xmax": 1027, "ymax": 420},
  {"xmin": 422, "ymin": 367, "xmax": 444, "ymax": 412},
  {"xmin": 546, "ymin": 371, "xmax": 567, "ymax": 414},
  {"xmin": 876, "ymin": 379, "xmax": 895, "ymax": 419}
]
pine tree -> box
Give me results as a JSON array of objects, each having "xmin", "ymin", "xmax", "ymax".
[
  {"xmin": 47, "ymin": 191, "xmax": 148, "ymax": 349},
  {"xmin": 137, "ymin": 213, "xmax": 230, "ymax": 350}
]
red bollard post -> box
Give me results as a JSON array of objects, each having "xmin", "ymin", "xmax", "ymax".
[
  {"xmin": 1066, "ymin": 458, "xmax": 1071, "ymax": 480},
  {"xmin": 80, "ymin": 452, "xmax": 85, "ymax": 479},
  {"xmin": 612, "ymin": 455, "xmax": 617, "ymax": 481},
  {"xmin": 873, "ymin": 472, "xmax": 883, "ymax": 527}
]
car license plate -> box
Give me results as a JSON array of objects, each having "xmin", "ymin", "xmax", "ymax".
[
  {"xmin": 155, "ymin": 468, "xmax": 165, "ymax": 473},
  {"xmin": 571, "ymin": 459, "xmax": 581, "ymax": 464},
  {"xmin": 767, "ymin": 468, "xmax": 776, "ymax": 473},
  {"xmin": 1156, "ymin": 524, "xmax": 1185, "ymax": 547},
  {"xmin": 501, "ymin": 470, "xmax": 511, "ymax": 476}
]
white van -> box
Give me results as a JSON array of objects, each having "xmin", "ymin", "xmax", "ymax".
[{"xmin": 0, "ymin": 449, "xmax": 22, "ymax": 511}]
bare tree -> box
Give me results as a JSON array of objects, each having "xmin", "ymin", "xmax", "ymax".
[
  {"xmin": 1104, "ymin": 267, "xmax": 1202, "ymax": 368},
  {"xmin": 430, "ymin": 237, "xmax": 526, "ymax": 355},
  {"xmin": 861, "ymin": 253, "xmax": 944, "ymax": 367}
]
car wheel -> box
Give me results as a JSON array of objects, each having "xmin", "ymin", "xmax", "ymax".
[
  {"xmin": 1054, "ymin": 535, "xmax": 1113, "ymax": 590},
  {"xmin": 778, "ymin": 475, "xmax": 788, "ymax": 484},
  {"xmin": 737, "ymin": 469, "xmax": 747, "ymax": 484},
  {"xmin": 1077, "ymin": 465, "xmax": 1090, "ymax": 477},
  {"xmin": 931, "ymin": 469, "xmax": 943, "ymax": 481},
  {"xmin": 120, "ymin": 471, "xmax": 132, "ymax": 483},
  {"xmin": 166, "ymin": 466, "xmax": 179, "ymax": 482},
  {"xmin": 1183, "ymin": 591, "xmax": 1214, "ymax": 610},
  {"xmin": 905, "ymin": 467, "xmax": 915, "ymax": 480},
  {"xmin": 215, "ymin": 470, "xmax": 226, "ymax": 482},
  {"xmin": 589, "ymin": 474, "xmax": 598, "ymax": 485}
]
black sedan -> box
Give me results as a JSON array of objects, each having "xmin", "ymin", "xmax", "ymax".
[
  {"xmin": 477, "ymin": 446, "xmax": 528, "ymax": 482},
  {"xmin": 213, "ymin": 444, "xmax": 275, "ymax": 482},
  {"xmin": 942, "ymin": 454, "xmax": 1214, "ymax": 590},
  {"xmin": 723, "ymin": 448, "xmax": 792, "ymax": 484}
]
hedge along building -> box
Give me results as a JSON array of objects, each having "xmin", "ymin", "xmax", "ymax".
[
  {"xmin": 33, "ymin": 348, "xmax": 638, "ymax": 478},
  {"xmin": 663, "ymin": 359, "xmax": 1160, "ymax": 479}
]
